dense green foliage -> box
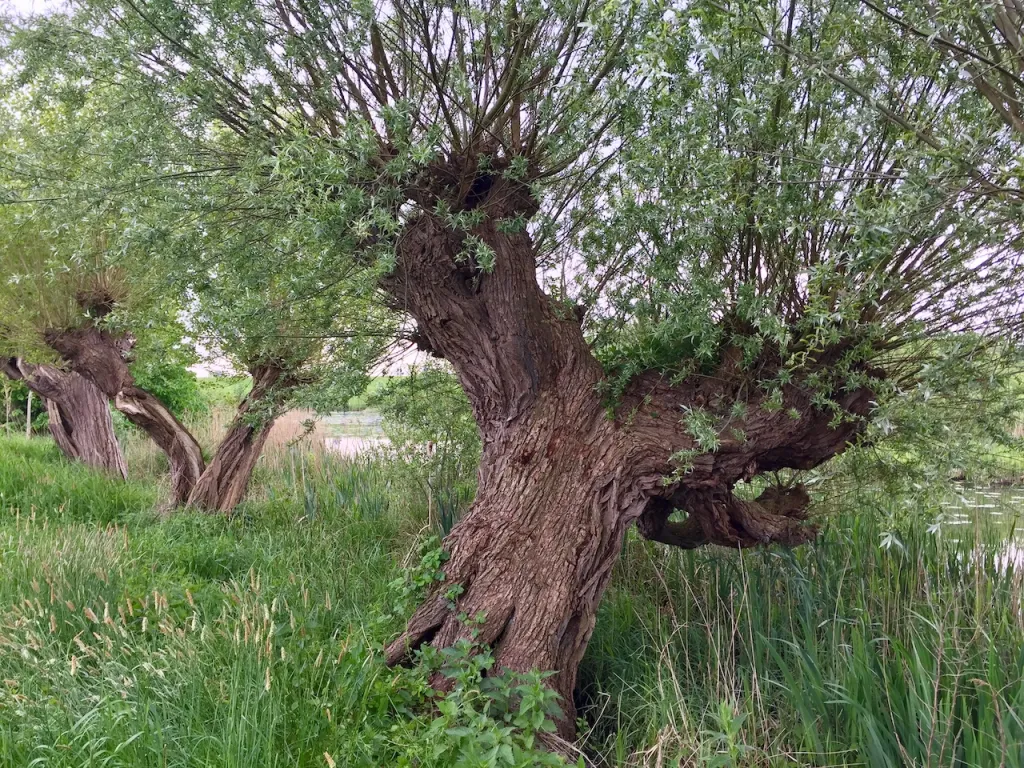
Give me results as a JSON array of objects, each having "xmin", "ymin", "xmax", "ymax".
[
  {"xmin": 0, "ymin": 433, "xmax": 1022, "ymax": 766},
  {"xmin": 1, "ymin": 0, "xmax": 1021, "ymax": 451},
  {"xmin": 128, "ymin": 331, "xmax": 207, "ymax": 419},
  {"xmin": 198, "ymin": 376, "xmax": 255, "ymax": 410},
  {"xmin": 5, "ymin": 0, "xmax": 1021, "ymax": 414},
  {"xmin": 584, "ymin": 0, "xmax": 1023, "ymax": 412},
  {"xmin": 372, "ymin": 365, "xmax": 480, "ymax": 534},
  {"xmin": 0, "ymin": 59, "xmax": 388, "ymax": 425}
]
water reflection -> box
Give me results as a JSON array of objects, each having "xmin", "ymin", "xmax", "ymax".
[
  {"xmin": 324, "ymin": 435, "xmax": 388, "ymax": 456},
  {"xmin": 941, "ymin": 485, "xmax": 1024, "ymax": 568},
  {"xmin": 319, "ymin": 411, "xmax": 388, "ymax": 456}
]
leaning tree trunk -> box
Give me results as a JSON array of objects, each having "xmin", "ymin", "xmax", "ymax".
[
  {"xmin": 187, "ymin": 363, "xmax": 292, "ymax": 513},
  {"xmin": 381, "ymin": 170, "xmax": 875, "ymax": 738},
  {"xmin": 1, "ymin": 357, "xmax": 128, "ymax": 478},
  {"xmin": 44, "ymin": 328, "xmax": 205, "ymax": 504},
  {"xmin": 386, "ymin": 393, "xmax": 651, "ymax": 726},
  {"xmin": 378, "ymin": 203, "xmax": 651, "ymax": 735}
]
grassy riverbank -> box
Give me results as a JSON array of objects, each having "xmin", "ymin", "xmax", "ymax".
[{"xmin": 0, "ymin": 434, "xmax": 1022, "ymax": 766}]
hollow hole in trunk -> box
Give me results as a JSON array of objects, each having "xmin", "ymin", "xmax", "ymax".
[
  {"xmin": 463, "ymin": 173, "xmax": 494, "ymax": 210},
  {"xmin": 417, "ymin": 623, "xmax": 441, "ymax": 651}
]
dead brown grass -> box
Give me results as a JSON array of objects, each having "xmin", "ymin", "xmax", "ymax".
[
  {"xmin": 123, "ymin": 406, "xmax": 327, "ymax": 485},
  {"xmin": 266, "ymin": 409, "xmax": 321, "ymax": 450}
]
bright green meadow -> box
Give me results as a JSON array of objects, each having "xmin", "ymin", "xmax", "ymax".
[{"xmin": 0, "ymin": 433, "xmax": 1022, "ymax": 767}]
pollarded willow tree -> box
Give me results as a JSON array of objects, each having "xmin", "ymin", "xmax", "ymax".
[
  {"xmin": 0, "ymin": 72, "xmax": 388, "ymax": 510},
  {"xmin": 152, "ymin": 167, "xmax": 395, "ymax": 512},
  {"xmin": 0, "ymin": 356, "xmax": 128, "ymax": 477},
  {"xmin": 0, "ymin": 210, "xmax": 196, "ymax": 486},
  {"xmin": 0, "ymin": 84, "xmax": 131, "ymax": 475},
  {"xmin": 9, "ymin": 0, "xmax": 1024, "ymax": 733},
  {"xmin": 0, "ymin": 72, "xmax": 211, "ymax": 494}
]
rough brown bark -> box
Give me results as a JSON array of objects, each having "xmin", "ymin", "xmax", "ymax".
[
  {"xmin": 1, "ymin": 357, "xmax": 128, "ymax": 478},
  {"xmin": 44, "ymin": 328, "xmax": 205, "ymax": 504},
  {"xmin": 622, "ymin": 361, "xmax": 873, "ymax": 551},
  {"xmin": 385, "ymin": 399, "xmax": 649, "ymax": 732},
  {"xmin": 381, "ymin": 163, "xmax": 876, "ymax": 738},
  {"xmin": 187, "ymin": 363, "xmax": 291, "ymax": 513}
]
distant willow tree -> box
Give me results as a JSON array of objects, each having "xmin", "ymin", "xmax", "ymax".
[
  {"xmin": 0, "ymin": 355, "xmax": 127, "ymax": 477},
  {"xmin": 6, "ymin": 0, "xmax": 1024, "ymax": 736},
  {"xmin": 0, "ymin": 83, "xmax": 387, "ymax": 510}
]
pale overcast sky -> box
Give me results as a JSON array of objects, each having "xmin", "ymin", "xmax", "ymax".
[{"xmin": 5, "ymin": 0, "xmax": 63, "ymax": 15}]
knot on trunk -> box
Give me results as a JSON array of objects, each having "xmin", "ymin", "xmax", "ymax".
[
  {"xmin": 408, "ymin": 328, "xmax": 445, "ymax": 359},
  {"xmin": 638, "ymin": 484, "xmax": 815, "ymax": 550},
  {"xmin": 43, "ymin": 326, "xmax": 136, "ymax": 398}
]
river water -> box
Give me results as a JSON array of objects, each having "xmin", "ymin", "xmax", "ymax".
[{"xmin": 939, "ymin": 484, "xmax": 1024, "ymax": 567}]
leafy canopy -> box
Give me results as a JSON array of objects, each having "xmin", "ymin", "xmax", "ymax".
[{"xmin": 3, "ymin": 0, "xmax": 1023, "ymax": 427}]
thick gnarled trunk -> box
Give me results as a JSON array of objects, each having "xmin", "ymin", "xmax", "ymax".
[
  {"xmin": 46, "ymin": 324, "xmax": 297, "ymax": 511},
  {"xmin": 187, "ymin": 363, "xmax": 290, "ymax": 513},
  {"xmin": 381, "ymin": 167, "xmax": 875, "ymax": 739},
  {"xmin": 387, "ymin": 393, "xmax": 651, "ymax": 735},
  {"xmin": 44, "ymin": 328, "xmax": 205, "ymax": 504},
  {"xmin": 386, "ymin": 365, "xmax": 868, "ymax": 735},
  {"xmin": 382, "ymin": 180, "xmax": 631, "ymax": 734},
  {"xmin": 1, "ymin": 358, "xmax": 127, "ymax": 478}
]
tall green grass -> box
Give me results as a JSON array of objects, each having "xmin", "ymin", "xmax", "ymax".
[
  {"xmin": 0, "ymin": 437, "xmax": 156, "ymax": 521},
  {"xmin": 582, "ymin": 506, "xmax": 1024, "ymax": 766},
  {"xmin": 0, "ymin": 437, "xmax": 411, "ymax": 766},
  {"xmin": 0, "ymin": 437, "xmax": 567, "ymax": 767},
  {"xmin": 0, "ymin": 434, "xmax": 1022, "ymax": 766}
]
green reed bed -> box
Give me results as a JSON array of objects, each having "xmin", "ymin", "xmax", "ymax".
[{"xmin": 584, "ymin": 506, "xmax": 1024, "ymax": 766}]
